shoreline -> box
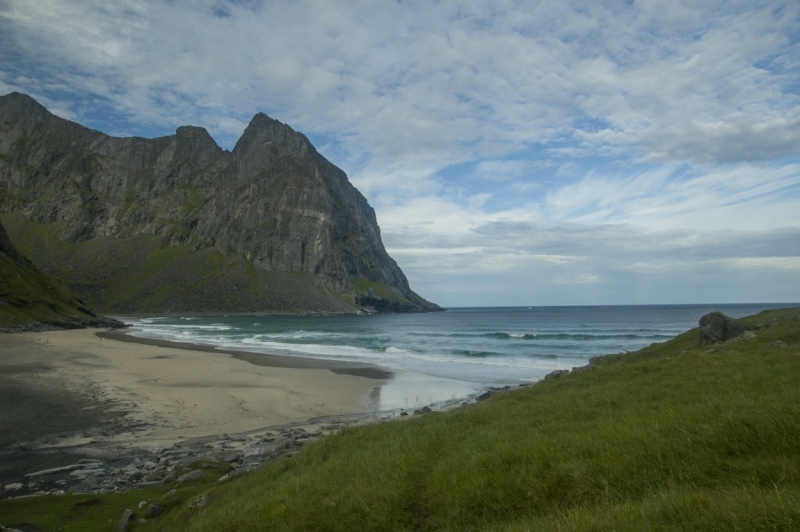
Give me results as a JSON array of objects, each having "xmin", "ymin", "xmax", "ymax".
[
  {"xmin": 0, "ymin": 326, "xmax": 484, "ymax": 498},
  {"xmin": 23, "ymin": 328, "xmax": 387, "ymax": 444},
  {"xmin": 0, "ymin": 328, "xmax": 390, "ymax": 496},
  {"xmin": 109, "ymin": 327, "xmax": 486, "ymax": 413},
  {"xmin": 99, "ymin": 329, "xmax": 394, "ymax": 380}
]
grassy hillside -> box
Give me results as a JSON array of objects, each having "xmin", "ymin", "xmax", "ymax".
[
  {"xmin": 0, "ymin": 212, "xmax": 368, "ymax": 314},
  {"xmin": 0, "ymin": 218, "xmax": 108, "ymax": 329},
  {"xmin": 0, "ymin": 251, "xmax": 100, "ymax": 328},
  {"xmin": 1, "ymin": 307, "xmax": 798, "ymax": 530}
]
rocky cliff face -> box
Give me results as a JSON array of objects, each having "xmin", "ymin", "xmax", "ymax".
[{"xmin": 0, "ymin": 92, "xmax": 439, "ymax": 313}]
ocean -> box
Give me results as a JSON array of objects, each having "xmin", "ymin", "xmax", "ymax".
[{"xmin": 123, "ymin": 303, "xmax": 796, "ymax": 411}]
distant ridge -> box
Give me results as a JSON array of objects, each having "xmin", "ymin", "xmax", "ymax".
[{"xmin": 0, "ymin": 92, "xmax": 440, "ymax": 314}]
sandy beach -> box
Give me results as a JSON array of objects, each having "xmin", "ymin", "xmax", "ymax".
[
  {"xmin": 0, "ymin": 327, "xmax": 483, "ymax": 496},
  {"xmin": 3, "ymin": 329, "xmax": 384, "ymax": 448},
  {"xmin": 0, "ymin": 328, "xmax": 399, "ymax": 497}
]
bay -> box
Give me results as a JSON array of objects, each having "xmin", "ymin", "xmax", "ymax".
[{"xmin": 123, "ymin": 303, "xmax": 797, "ymax": 410}]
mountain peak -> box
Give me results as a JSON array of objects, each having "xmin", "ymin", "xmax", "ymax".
[{"xmin": 0, "ymin": 91, "xmax": 51, "ymax": 121}]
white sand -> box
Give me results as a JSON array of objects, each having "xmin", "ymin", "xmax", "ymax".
[{"xmin": 18, "ymin": 329, "xmax": 381, "ymax": 446}]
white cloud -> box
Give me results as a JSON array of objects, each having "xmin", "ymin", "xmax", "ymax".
[
  {"xmin": 3, "ymin": 0, "xmax": 798, "ymax": 168},
  {"xmin": 1, "ymin": 0, "xmax": 799, "ymax": 305}
]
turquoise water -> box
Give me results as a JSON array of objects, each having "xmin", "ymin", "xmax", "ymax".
[{"xmin": 124, "ymin": 304, "xmax": 795, "ymax": 390}]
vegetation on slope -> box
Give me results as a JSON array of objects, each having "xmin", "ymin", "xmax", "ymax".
[
  {"xmin": 154, "ymin": 307, "xmax": 800, "ymax": 531},
  {"xmin": 1, "ymin": 307, "xmax": 798, "ymax": 530},
  {"xmin": 0, "ymin": 219, "xmax": 116, "ymax": 329},
  {"xmin": 0, "ymin": 251, "xmax": 99, "ymax": 328},
  {"xmin": 0, "ymin": 212, "xmax": 360, "ymax": 315}
]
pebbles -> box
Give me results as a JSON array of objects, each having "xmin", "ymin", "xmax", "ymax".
[{"xmin": 4, "ymin": 421, "xmax": 350, "ymax": 499}]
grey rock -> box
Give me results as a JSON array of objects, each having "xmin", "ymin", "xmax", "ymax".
[
  {"xmin": 0, "ymin": 92, "xmax": 440, "ymax": 314},
  {"xmin": 149, "ymin": 504, "xmax": 166, "ymax": 517},
  {"xmin": 766, "ymin": 340, "xmax": 788, "ymax": 349},
  {"xmin": 116, "ymin": 509, "xmax": 134, "ymax": 532},
  {"xmin": 187, "ymin": 493, "xmax": 210, "ymax": 510},
  {"xmin": 160, "ymin": 488, "xmax": 177, "ymax": 500},
  {"xmin": 127, "ymin": 471, "xmax": 144, "ymax": 482},
  {"xmin": 243, "ymin": 446, "xmax": 268, "ymax": 457},
  {"xmin": 136, "ymin": 481, "xmax": 163, "ymax": 489},
  {"xmin": 26, "ymin": 464, "xmax": 85, "ymax": 477},
  {"xmin": 744, "ymin": 331, "xmax": 756, "ymax": 339},
  {"xmin": 161, "ymin": 470, "xmax": 177, "ymax": 485},
  {"xmin": 699, "ymin": 312, "xmax": 745, "ymax": 345},
  {"xmin": 177, "ymin": 456, "xmax": 207, "ymax": 467},
  {"xmin": 212, "ymin": 451, "xmax": 242, "ymax": 463},
  {"xmin": 544, "ymin": 369, "xmax": 569, "ymax": 380},
  {"xmin": 144, "ymin": 470, "xmax": 166, "ymax": 481},
  {"xmin": 177, "ymin": 469, "xmax": 203, "ymax": 482},
  {"xmin": 218, "ymin": 467, "xmax": 255, "ymax": 482},
  {"xmin": 70, "ymin": 468, "xmax": 104, "ymax": 477},
  {"xmin": 4, "ymin": 483, "xmax": 23, "ymax": 491}
]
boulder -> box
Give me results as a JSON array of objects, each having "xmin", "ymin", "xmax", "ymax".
[
  {"xmin": 698, "ymin": 312, "xmax": 745, "ymax": 344},
  {"xmin": 161, "ymin": 470, "xmax": 177, "ymax": 485},
  {"xmin": 188, "ymin": 494, "xmax": 210, "ymax": 510},
  {"xmin": 116, "ymin": 509, "xmax": 134, "ymax": 532},
  {"xmin": 177, "ymin": 469, "xmax": 203, "ymax": 482},
  {"xmin": 766, "ymin": 340, "xmax": 787, "ymax": 349}
]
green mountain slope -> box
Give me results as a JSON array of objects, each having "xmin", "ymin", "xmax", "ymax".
[
  {"xmin": 0, "ymin": 219, "xmax": 121, "ymax": 329},
  {"xmin": 0, "ymin": 212, "xmax": 361, "ymax": 314}
]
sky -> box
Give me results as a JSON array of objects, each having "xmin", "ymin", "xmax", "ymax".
[{"xmin": 1, "ymin": 0, "xmax": 799, "ymax": 307}]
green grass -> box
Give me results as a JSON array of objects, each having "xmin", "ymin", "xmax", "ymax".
[
  {"xmin": 0, "ymin": 253, "xmax": 95, "ymax": 327},
  {"xmin": 352, "ymin": 277, "xmax": 410, "ymax": 304},
  {"xmin": 177, "ymin": 185, "xmax": 208, "ymax": 217},
  {"xmin": 116, "ymin": 244, "xmax": 191, "ymax": 302},
  {"xmin": 145, "ymin": 306, "xmax": 799, "ymax": 531}
]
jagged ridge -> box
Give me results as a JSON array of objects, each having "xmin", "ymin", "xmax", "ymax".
[{"xmin": 0, "ymin": 92, "xmax": 440, "ymax": 313}]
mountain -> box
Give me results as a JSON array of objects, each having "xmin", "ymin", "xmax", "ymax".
[
  {"xmin": 0, "ymin": 92, "xmax": 440, "ymax": 314},
  {"xmin": 0, "ymin": 219, "xmax": 123, "ymax": 330}
]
